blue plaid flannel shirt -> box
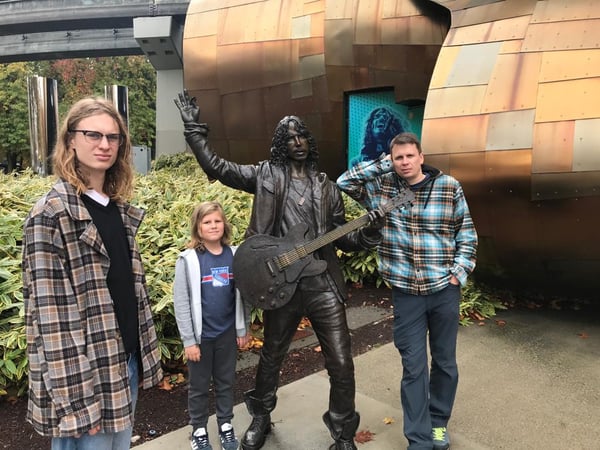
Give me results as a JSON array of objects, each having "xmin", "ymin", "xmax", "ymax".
[{"xmin": 337, "ymin": 157, "xmax": 478, "ymax": 295}]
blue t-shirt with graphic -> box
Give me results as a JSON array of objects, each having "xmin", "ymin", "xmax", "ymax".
[{"xmin": 196, "ymin": 246, "xmax": 236, "ymax": 339}]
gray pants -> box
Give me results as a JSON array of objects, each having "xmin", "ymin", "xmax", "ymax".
[
  {"xmin": 188, "ymin": 325, "xmax": 237, "ymax": 430},
  {"xmin": 392, "ymin": 284, "xmax": 461, "ymax": 450}
]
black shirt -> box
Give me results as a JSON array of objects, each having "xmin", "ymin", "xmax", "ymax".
[{"xmin": 81, "ymin": 194, "xmax": 139, "ymax": 354}]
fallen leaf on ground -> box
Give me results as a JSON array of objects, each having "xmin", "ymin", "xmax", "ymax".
[
  {"xmin": 383, "ymin": 417, "xmax": 395, "ymax": 424},
  {"xmin": 577, "ymin": 332, "xmax": 589, "ymax": 339},
  {"xmin": 158, "ymin": 377, "xmax": 172, "ymax": 391},
  {"xmin": 355, "ymin": 430, "xmax": 375, "ymax": 443},
  {"xmin": 495, "ymin": 320, "xmax": 506, "ymax": 327}
]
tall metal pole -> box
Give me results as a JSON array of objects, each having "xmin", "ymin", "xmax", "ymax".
[{"xmin": 27, "ymin": 76, "xmax": 58, "ymax": 176}]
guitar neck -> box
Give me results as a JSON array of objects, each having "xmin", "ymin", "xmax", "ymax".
[
  {"xmin": 276, "ymin": 190, "xmax": 413, "ymax": 269},
  {"xmin": 306, "ymin": 215, "xmax": 371, "ymax": 254}
]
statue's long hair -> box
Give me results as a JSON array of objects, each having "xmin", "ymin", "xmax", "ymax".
[
  {"xmin": 269, "ymin": 115, "xmax": 319, "ymax": 170},
  {"xmin": 52, "ymin": 97, "xmax": 133, "ymax": 202}
]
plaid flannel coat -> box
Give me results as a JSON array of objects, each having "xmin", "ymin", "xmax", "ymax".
[{"xmin": 22, "ymin": 179, "xmax": 163, "ymax": 437}]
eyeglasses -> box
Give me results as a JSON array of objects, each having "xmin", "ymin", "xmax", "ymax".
[{"xmin": 69, "ymin": 129, "xmax": 124, "ymax": 146}]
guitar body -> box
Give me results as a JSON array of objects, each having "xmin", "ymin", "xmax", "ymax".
[{"xmin": 233, "ymin": 223, "xmax": 328, "ymax": 310}]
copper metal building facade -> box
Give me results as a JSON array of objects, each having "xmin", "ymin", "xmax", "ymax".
[{"xmin": 182, "ymin": 0, "xmax": 600, "ymax": 293}]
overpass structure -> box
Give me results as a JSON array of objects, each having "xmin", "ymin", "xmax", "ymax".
[{"xmin": 0, "ymin": 0, "xmax": 192, "ymax": 156}]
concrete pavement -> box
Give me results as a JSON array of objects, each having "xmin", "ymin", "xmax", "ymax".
[{"xmin": 136, "ymin": 304, "xmax": 600, "ymax": 449}]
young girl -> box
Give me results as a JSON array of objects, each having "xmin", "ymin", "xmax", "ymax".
[{"xmin": 173, "ymin": 201, "xmax": 251, "ymax": 450}]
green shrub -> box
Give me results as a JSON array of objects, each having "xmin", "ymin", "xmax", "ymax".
[{"xmin": 0, "ymin": 153, "xmax": 502, "ymax": 396}]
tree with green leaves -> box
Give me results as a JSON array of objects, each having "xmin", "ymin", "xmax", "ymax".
[
  {"xmin": 0, "ymin": 63, "xmax": 31, "ymax": 172},
  {"xmin": 0, "ymin": 56, "xmax": 157, "ymax": 170}
]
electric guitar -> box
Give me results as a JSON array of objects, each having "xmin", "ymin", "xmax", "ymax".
[{"xmin": 232, "ymin": 189, "xmax": 415, "ymax": 309}]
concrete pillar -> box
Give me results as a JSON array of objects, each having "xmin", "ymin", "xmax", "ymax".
[
  {"xmin": 156, "ymin": 69, "xmax": 185, "ymax": 156},
  {"xmin": 133, "ymin": 15, "xmax": 185, "ymax": 158}
]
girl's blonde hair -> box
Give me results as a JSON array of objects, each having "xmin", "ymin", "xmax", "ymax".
[
  {"xmin": 52, "ymin": 97, "xmax": 133, "ymax": 201},
  {"xmin": 187, "ymin": 201, "xmax": 232, "ymax": 250}
]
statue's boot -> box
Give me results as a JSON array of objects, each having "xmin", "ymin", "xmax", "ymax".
[
  {"xmin": 240, "ymin": 389, "xmax": 276, "ymax": 450},
  {"xmin": 323, "ymin": 411, "xmax": 360, "ymax": 450}
]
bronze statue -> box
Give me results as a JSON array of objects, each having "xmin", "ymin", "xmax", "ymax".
[{"xmin": 175, "ymin": 90, "xmax": 383, "ymax": 450}]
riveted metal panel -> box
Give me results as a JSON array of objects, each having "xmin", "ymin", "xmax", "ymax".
[
  {"xmin": 325, "ymin": 0, "xmax": 354, "ymax": 20},
  {"xmin": 429, "ymin": 45, "xmax": 461, "ymax": 89},
  {"xmin": 184, "ymin": 88, "xmax": 225, "ymax": 138},
  {"xmin": 218, "ymin": 1, "xmax": 292, "ymax": 44},
  {"xmin": 451, "ymin": 0, "xmax": 536, "ymax": 28},
  {"xmin": 531, "ymin": 0, "xmax": 600, "ymax": 23},
  {"xmin": 188, "ymin": 0, "xmax": 263, "ymax": 14},
  {"xmin": 573, "ymin": 118, "xmax": 600, "ymax": 171},
  {"xmin": 324, "ymin": 18, "xmax": 353, "ymax": 65},
  {"xmin": 499, "ymin": 39, "xmax": 523, "ymax": 53},
  {"xmin": 292, "ymin": 15, "xmax": 313, "ymax": 39},
  {"xmin": 184, "ymin": 10, "xmax": 218, "ymax": 37},
  {"xmin": 484, "ymin": 148, "xmax": 532, "ymax": 190},
  {"xmin": 522, "ymin": 20, "xmax": 600, "ymax": 52},
  {"xmin": 262, "ymin": 40, "xmax": 294, "ymax": 87},
  {"xmin": 299, "ymin": 36, "xmax": 324, "ymax": 57},
  {"xmin": 539, "ymin": 49, "xmax": 600, "ymax": 83},
  {"xmin": 221, "ymin": 89, "xmax": 267, "ymax": 140},
  {"xmin": 485, "ymin": 109, "xmax": 535, "ymax": 150},
  {"xmin": 217, "ymin": 42, "xmax": 264, "ymax": 93},
  {"xmin": 382, "ymin": 0, "xmax": 421, "ymax": 18},
  {"xmin": 291, "ymin": 78, "xmax": 313, "ymax": 98},
  {"xmin": 536, "ymin": 78, "xmax": 600, "ymax": 122},
  {"xmin": 531, "ymin": 121, "xmax": 574, "ymax": 174},
  {"xmin": 422, "ymin": 115, "xmax": 489, "ymax": 154},
  {"xmin": 532, "ymin": 172, "xmax": 600, "ymax": 200},
  {"xmin": 355, "ymin": 0, "xmax": 381, "ymax": 45},
  {"xmin": 227, "ymin": 138, "xmax": 271, "ymax": 165},
  {"xmin": 482, "ymin": 52, "xmax": 541, "ymax": 113},
  {"xmin": 299, "ymin": 53, "xmax": 326, "ymax": 79},
  {"xmin": 424, "ymin": 85, "xmax": 487, "ymax": 119},
  {"xmin": 183, "ymin": 36, "xmax": 218, "ymax": 90},
  {"xmin": 311, "ymin": 11, "xmax": 325, "ymax": 36},
  {"xmin": 304, "ymin": 0, "xmax": 325, "ymax": 15},
  {"xmin": 374, "ymin": 45, "xmax": 409, "ymax": 71},
  {"xmin": 447, "ymin": 15, "xmax": 530, "ymax": 46},
  {"xmin": 381, "ymin": 16, "xmax": 447, "ymax": 45},
  {"xmin": 445, "ymin": 41, "xmax": 502, "ymax": 87}
]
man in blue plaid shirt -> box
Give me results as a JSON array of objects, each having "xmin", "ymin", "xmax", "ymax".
[{"xmin": 337, "ymin": 132, "xmax": 477, "ymax": 450}]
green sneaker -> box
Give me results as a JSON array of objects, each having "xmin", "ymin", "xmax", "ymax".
[{"xmin": 432, "ymin": 426, "xmax": 450, "ymax": 450}]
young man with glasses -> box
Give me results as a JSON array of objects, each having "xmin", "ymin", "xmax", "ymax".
[{"xmin": 23, "ymin": 97, "xmax": 163, "ymax": 450}]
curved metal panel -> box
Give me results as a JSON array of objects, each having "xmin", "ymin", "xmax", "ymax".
[
  {"xmin": 183, "ymin": 0, "xmax": 447, "ymax": 175},
  {"xmin": 425, "ymin": 0, "xmax": 600, "ymax": 292},
  {"xmin": 182, "ymin": 0, "xmax": 600, "ymax": 292}
]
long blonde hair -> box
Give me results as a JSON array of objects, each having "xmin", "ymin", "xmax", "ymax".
[
  {"xmin": 187, "ymin": 201, "xmax": 233, "ymax": 250},
  {"xmin": 52, "ymin": 97, "xmax": 133, "ymax": 201}
]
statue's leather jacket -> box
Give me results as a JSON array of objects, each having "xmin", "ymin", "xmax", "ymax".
[{"xmin": 183, "ymin": 122, "xmax": 381, "ymax": 300}]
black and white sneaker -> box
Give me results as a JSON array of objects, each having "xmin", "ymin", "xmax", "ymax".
[
  {"xmin": 191, "ymin": 427, "xmax": 213, "ymax": 450},
  {"xmin": 219, "ymin": 422, "xmax": 239, "ymax": 450}
]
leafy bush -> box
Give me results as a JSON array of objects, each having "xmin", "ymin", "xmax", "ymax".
[{"xmin": 0, "ymin": 153, "xmax": 502, "ymax": 396}]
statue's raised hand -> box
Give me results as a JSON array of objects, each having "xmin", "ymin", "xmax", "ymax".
[{"xmin": 174, "ymin": 90, "xmax": 200, "ymax": 124}]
